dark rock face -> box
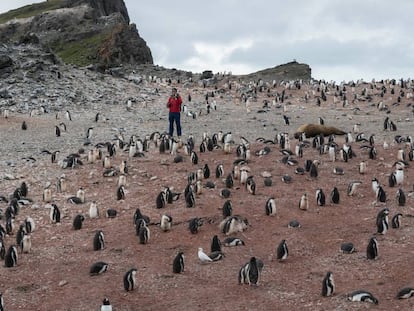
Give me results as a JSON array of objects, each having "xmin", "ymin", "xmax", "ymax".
[
  {"xmin": 0, "ymin": 55, "xmax": 13, "ymax": 70},
  {"xmin": 244, "ymin": 61, "xmax": 312, "ymax": 82},
  {"xmin": 66, "ymin": 0, "xmax": 130, "ymax": 23}
]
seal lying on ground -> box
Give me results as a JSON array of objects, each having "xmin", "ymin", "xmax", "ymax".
[{"xmin": 294, "ymin": 124, "xmax": 346, "ymax": 138}]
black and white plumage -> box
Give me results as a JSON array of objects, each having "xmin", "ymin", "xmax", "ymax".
[
  {"xmin": 172, "ymin": 252, "xmax": 185, "ymax": 273},
  {"xmin": 376, "ymin": 185, "xmax": 387, "ymax": 203},
  {"xmin": 223, "ymin": 237, "xmax": 245, "ymax": 246},
  {"xmin": 309, "ymin": 160, "xmax": 319, "ymax": 178},
  {"xmin": 391, "ymin": 213, "xmax": 403, "ymax": 229},
  {"xmin": 321, "ymin": 271, "xmax": 335, "ymax": 297},
  {"xmin": 220, "ymin": 188, "xmax": 231, "ymax": 198},
  {"xmin": 90, "ymin": 261, "xmax": 109, "ymax": 275},
  {"xmin": 189, "ymin": 217, "xmax": 203, "ymax": 234},
  {"xmin": 315, "ymin": 188, "xmax": 326, "ymax": 206},
  {"xmin": 67, "ymin": 196, "xmax": 82, "ymax": 204},
  {"xmin": 138, "ymin": 225, "xmax": 150, "ymax": 244},
  {"xmin": 220, "ymin": 215, "xmax": 248, "ymax": 235},
  {"xmin": 4, "ymin": 245, "xmax": 18, "ymax": 267},
  {"xmin": 222, "ymin": 200, "xmax": 233, "ymax": 218},
  {"xmin": 156, "ymin": 191, "xmax": 166, "ymax": 209},
  {"xmin": 116, "ymin": 185, "xmax": 126, "ymax": 200},
  {"xmin": 376, "ymin": 208, "xmax": 389, "ymax": 235},
  {"xmin": 299, "ymin": 192, "xmax": 308, "ymax": 210},
  {"xmin": 210, "ymin": 235, "xmax": 222, "ymax": 253},
  {"xmin": 265, "ymin": 197, "xmax": 276, "ymax": 216},
  {"xmin": 21, "ymin": 234, "xmax": 31, "ymax": 253},
  {"xmin": 123, "ymin": 268, "xmax": 137, "ymax": 291},
  {"xmin": 347, "ymin": 181, "xmax": 361, "ymax": 196},
  {"xmin": 73, "ymin": 214, "xmax": 85, "ymax": 230},
  {"xmin": 50, "ymin": 203, "xmax": 61, "ymax": 223},
  {"xmin": 133, "ymin": 208, "xmax": 150, "ymax": 226},
  {"xmin": 239, "ymin": 257, "xmax": 261, "ymax": 285},
  {"xmin": 276, "ymin": 239, "xmax": 289, "ymax": 261},
  {"xmin": 366, "ymin": 237, "xmax": 378, "ymax": 260},
  {"xmin": 101, "ymin": 298, "xmax": 112, "ymax": 311},
  {"xmin": 160, "ymin": 214, "xmax": 173, "ymax": 232},
  {"xmin": 89, "ymin": 201, "xmax": 99, "ymax": 218},
  {"xmin": 185, "ymin": 189, "xmax": 195, "ymax": 208},
  {"xmin": 245, "ymin": 176, "xmax": 256, "ymax": 195},
  {"xmin": 340, "ymin": 242, "xmax": 356, "ymax": 254},
  {"xmin": 24, "ymin": 217, "xmax": 35, "ymax": 234},
  {"xmin": 190, "ymin": 151, "xmax": 198, "ymax": 165},
  {"xmin": 0, "ymin": 292, "xmax": 3, "ymax": 311},
  {"xmin": 93, "ymin": 230, "xmax": 105, "ymax": 251},
  {"xmin": 330, "ymin": 187, "xmax": 340, "ymax": 204},
  {"xmin": 225, "ymin": 173, "xmax": 234, "ymax": 189},
  {"xmin": 215, "ymin": 164, "xmax": 224, "ymax": 178},
  {"xmin": 396, "ymin": 188, "xmax": 406, "ymax": 206},
  {"xmin": 396, "ymin": 287, "xmax": 414, "ymax": 299},
  {"xmin": 348, "ymin": 290, "xmax": 378, "ymax": 304},
  {"xmin": 106, "ymin": 209, "xmax": 117, "ymax": 218}
]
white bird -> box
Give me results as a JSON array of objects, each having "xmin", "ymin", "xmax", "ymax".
[{"xmin": 198, "ymin": 247, "xmax": 213, "ymax": 263}]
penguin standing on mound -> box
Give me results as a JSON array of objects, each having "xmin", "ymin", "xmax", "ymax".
[
  {"xmin": 172, "ymin": 252, "xmax": 185, "ymax": 273},
  {"xmin": 123, "ymin": 268, "xmax": 137, "ymax": 291},
  {"xmin": 321, "ymin": 271, "xmax": 335, "ymax": 297},
  {"xmin": 93, "ymin": 230, "xmax": 105, "ymax": 251}
]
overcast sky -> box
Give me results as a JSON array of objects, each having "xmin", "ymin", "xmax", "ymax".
[{"xmin": 1, "ymin": 0, "xmax": 414, "ymax": 82}]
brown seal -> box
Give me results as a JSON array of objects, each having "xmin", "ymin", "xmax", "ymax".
[{"xmin": 294, "ymin": 124, "xmax": 346, "ymax": 138}]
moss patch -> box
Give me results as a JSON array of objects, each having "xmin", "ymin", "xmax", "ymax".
[{"xmin": 0, "ymin": 0, "xmax": 64, "ymax": 24}]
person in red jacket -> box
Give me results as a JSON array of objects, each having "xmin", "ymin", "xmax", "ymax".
[{"xmin": 167, "ymin": 87, "xmax": 183, "ymax": 137}]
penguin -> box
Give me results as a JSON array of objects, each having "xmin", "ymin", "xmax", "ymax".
[
  {"xmin": 209, "ymin": 250, "xmax": 224, "ymax": 261},
  {"xmin": 215, "ymin": 164, "xmax": 224, "ymax": 178},
  {"xmin": 247, "ymin": 257, "xmax": 260, "ymax": 285},
  {"xmin": 210, "ymin": 235, "xmax": 222, "ymax": 253},
  {"xmin": 133, "ymin": 208, "xmax": 150, "ymax": 225},
  {"xmin": 265, "ymin": 197, "xmax": 276, "ymax": 216},
  {"xmin": 330, "ymin": 187, "xmax": 340, "ymax": 204},
  {"xmin": 90, "ymin": 261, "xmax": 109, "ymax": 275},
  {"xmin": 276, "ymin": 239, "xmax": 289, "ymax": 261},
  {"xmin": 86, "ymin": 127, "xmax": 93, "ymax": 140},
  {"xmin": 43, "ymin": 187, "xmax": 52, "ymax": 203},
  {"xmin": 4, "ymin": 245, "xmax": 18, "ymax": 267},
  {"xmin": 340, "ymin": 242, "xmax": 356, "ymax": 254},
  {"xmin": 172, "ymin": 252, "xmax": 185, "ymax": 273},
  {"xmin": 198, "ymin": 247, "xmax": 213, "ymax": 263},
  {"xmin": 391, "ymin": 213, "xmax": 403, "ymax": 229},
  {"xmin": 73, "ymin": 214, "xmax": 85, "ymax": 230},
  {"xmin": 222, "ymin": 200, "xmax": 233, "ymax": 218},
  {"xmin": 283, "ymin": 114, "xmax": 290, "ymax": 125},
  {"xmin": 138, "ymin": 225, "xmax": 150, "ymax": 244},
  {"xmin": 395, "ymin": 167, "xmax": 404, "ymax": 185},
  {"xmin": 189, "ymin": 218, "xmax": 203, "ymax": 234},
  {"xmin": 190, "ymin": 151, "xmax": 198, "ymax": 165},
  {"xmin": 376, "ymin": 208, "xmax": 389, "ymax": 234},
  {"xmin": 366, "ymin": 237, "xmax": 378, "ymax": 260},
  {"xmin": 220, "ymin": 188, "xmax": 231, "ymax": 198},
  {"xmin": 65, "ymin": 110, "xmax": 72, "ymax": 121},
  {"xmin": 309, "ymin": 160, "xmax": 319, "ymax": 178},
  {"xmin": 56, "ymin": 175, "xmax": 66, "ymax": 192},
  {"xmin": 288, "ymin": 220, "xmax": 301, "ymax": 228},
  {"xmin": 223, "ymin": 237, "xmax": 245, "ymax": 246},
  {"xmin": 16, "ymin": 224, "xmax": 26, "ymax": 248},
  {"xmin": 93, "ymin": 230, "xmax": 105, "ymax": 251},
  {"xmin": 106, "ymin": 209, "xmax": 117, "ymax": 218},
  {"xmin": 123, "ymin": 268, "xmax": 137, "ymax": 291},
  {"xmin": 55, "ymin": 125, "xmax": 61, "ymax": 137},
  {"xmin": 20, "ymin": 181, "xmax": 28, "ymax": 197},
  {"xmin": 246, "ymin": 176, "xmax": 256, "ymax": 195},
  {"xmin": 347, "ymin": 181, "xmax": 362, "ymax": 196},
  {"xmin": 220, "ymin": 215, "xmax": 248, "ymax": 235},
  {"xmin": 21, "ymin": 234, "xmax": 31, "ymax": 253},
  {"xmin": 0, "ymin": 292, "xmax": 3, "ymax": 311},
  {"xmin": 89, "ymin": 201, "xmax": 99, "ymax": 218},
  {"xmin": 299, "ymin": 192, "xmax": 308, "ymax": 210},
  {"xmin": 348, "ymin": 290, "xmax": 378, "ymax": 304},
  {"xmin": 396, "ymin": 287, "xmax": 414, "ymax": 299},
  {"xmin": 359, "ymin": 161, "xmax": 367, "ymax": 174},
  {"xmin": 116, "ymin": 185, "xmax": 125, "ymax": 200},
  {"xmin": 160, "ymin": 214, "xmax": 173, "ymax": 232},
  {"xmin": 225, "ymin": 173, "xmax": 234, "ymax": 189},
  {"xmin": 315, "ymin": 188, "xmax": 326, "ymax": 206},
  {"xmin": 397, "ymin": 186, "xmax": 406, "ymax": 203},
  {"xmin": 321, "ymin": 271, "xmax": 335, "ymax": 297},
  {"xmin": 156, "ymin": 191, "xmax": 166, "ymax": 209},
  {"xmin": 100, "ymin": 298, "xmax": 112, "ymax": 311},
  {"xmin": 389, "ymin": 172, "xmax": 397, "ymax": 187},
  {"xmin": 50, "ymin": 204, "xmax": 61, "ymax": 223},
  {"xmin": 203, "ymin": 163, "xmax": 210, "ymax": 179},
  {"xmin": 24, "ymin": 217, "xmax": 35, "ymax": 234},
  {"xmin": 185, "ymin": 188, "xmax": 195, "ymax": 208}
]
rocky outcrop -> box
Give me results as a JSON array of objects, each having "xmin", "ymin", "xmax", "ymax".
[
  {"xmin": 0, "ymin": 0, "xmax": 152, "ymax": 69},
  {"xmin": 243, "ymin": 61, "xmax": 312, "ymax": 82}
]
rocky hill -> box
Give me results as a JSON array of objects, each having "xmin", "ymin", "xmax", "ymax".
[{"xmin": 0, "ymin": 0, "xmax": 153, "ymax": 69}]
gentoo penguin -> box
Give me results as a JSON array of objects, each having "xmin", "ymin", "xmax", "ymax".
[
  {"xmin": 185, "ymin": 189, "xmax": 195, "ymax": 208},
  {"xmin": 90, "ymin": 261, "xmax": 109, "ymax": 275},
  {"xmin": 65, "ymin": 110, "xmax": 72, "ymax": 121},
  {"xmin": 89, "ymin": 201, "xmax": 99, "ymax": 218},
  {"xmin": 21, "ymin": 234, "xmax": 31, "ymax": 253},
  {"xmin": 189, "ymin": 218, "xmax": 203, "ymax": 234},
  {"xmin": 106, "ymin": 209, "xmax": 117, "ymax": 218},
  {"xmin": 366, "ymin": 237, "xmax": 378, "ymax": 260},
  {"xmin": 123, "ymin": 268, "xmax": 137, "ymax": 291},
  {"xmin": 100, "ymin": 298, "xmax": 112, "ymax": 311},
  {"xmin": 330, "ymin": 187, "xmax": 340, "ymax": 204},
  {"xmin": 299, "ymin": 192, "xmax": 308, "ymax": 210},
  {"xmin": 376, "ymin": 208, "xmax": 389, "ymax": 234},
  {"xmin": 43, "ymin": 187, "xmax": 52, "ymax": 203},
  {"xmin": 239, "ymin": 257, "xmax": 260, "ymax": 285},
  {"xmin": 315, "ymin": 188, "xmax": 326, "ymax": 206},
  {"xmin": 347, "ymin": 181, "xmax": 362, "ymax": 196},
  {"xmin": 55, "ymin": 125, "xmax": 61, "ymax": 137},
  {"xmin": 396, "ymin": 287, "xmax": 414, "ymax": 299},
  {"xmin": 198, "ymin": 247, "xmax": 213, "ymax": 263},
  {"xmin": 133, "ymin": 208, "xmax": 150, "ymax": 225},
  {"xmin": 220, "ymin": 188, "xmax": 231, "ymax": 198},
  {"xmin": 340, "ymin": 242, "xmax": 356, "ymax": 254},
  {"xmin": 116, "ymin": 185, "xmax": 125, "ymax": 200},
  {"xmin": 220, "ymin": 215, "xmax": 248, "ymax": 235},
  {"xmin": 223, "ymin": 237, "xmax": 245, "ymax": 246},
  {"xmin": 20, "ymin": 181, "xmax": 28, "ymax": 197},
  {"xmin": 56, "ymin": 175, "xmax": 66, "ymax": 192},
  {"xmin": 160, "ymin": 214, "xmax": 173, "ymax": 232},
  {"xmin": 321, "ymin": 271, "xmax": 335, "ymax": 297},
  {"xmin": 391, "ymin": 213, "xmax": 403, "ymax": 229},
  {"xmin": 309, "ymin": 160, "xmax": 319, "ymax": 178},
  {"xmin": 276, "ymin": 239, "xmax": 289, "ymax": 261},
  {"xmin": 73, "ymin": 214, "xmax": 85, "ymax": 230},
  {"xmin": 86, "ymin": 127, "xmax": 93, "ymax": 140},
  {"xmin": 215, "ymin": 164, "xmax": 224, "ymax": 178},
  {"xmin": 4, "ymin": 245, "xmax": 18, "ymax": 267},
  {"xmin": 210, "ymin": 235, "xmax": 222, "ymax": 253},
  {"xmin": 190, "ymin": 151, "xmax": 198, "ymax": 165},
  {"xmin": 288, "ymin": 220, "xmax": 301, "ymax": 228},
  {"xmin": 24, "ymin": 217, "xmax": 35, "ymax": 234},
  {"xmin": 265, "ymin": 197, "xmax": 277, "ymax": 216},
  {"xmin": 348, "ymin": 290, "xmax": 378, "ymax": 304},
  {"xmin": 396, "ymin": 188, "xmax": 406, "ymax": 206},
  {"xmin": 50, "ymin": 204, "xmax": 61, "ymax": 223},
  {"xmin": 93, "ymin": 230, "xmax": 105, "ymax": 251},
  {"xmin": 0, "ymin": 292, "xmax": 3, "ymax": 311},
  {"xmin": 395, "ymin": 167, "xmax": 404, "ymax": 185},
  {"xmin": 156, "ymin": 191, "xmax": 166, "ymax": 209},
  {"xmin": 203, "ymin": 163, "xmax": 210, "ymax": 179},
  {"xmin": 246, "ymin": 176, "xmax": 256, "ymax": 195},
  {"xmin": 222, "ymin": 200, "xmax": 233, "ymax": 218},
  {"xmin": 138, "ymin": 225, "xmax": 150, "ymax": 244},
  {"xmin": 172, "ymin": 252, "xmax": 185, "ymax": 273},
  {"xmin": 16, "ymin": 224, "xmax": 26, "ymax": 248},
  {"xmin": 359, "ymin": 161, "xmax": 367, "ymax": 174}
]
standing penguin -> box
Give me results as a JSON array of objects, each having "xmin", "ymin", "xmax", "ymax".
[
  {"xmin": 73, "ymin": 214, "xmax": 85, "ymax": 230},
  {"xmin": 366, "ymin": 237, "xmax": 379, "ymax": 260},
  {"xmin": 315, "ymin": 188, "xmax": 326, "ymax": 206},
  {"xmin": 248, "ymin": 256, "xmax": 260, "ymax": 285},
  {"xmin": 138, "ymin": 224, "xmax": 150, "ymax": 244},
  {"xmin": 93, "ymin": 230, "xmax": 105, "ymax": 251},
  {"xmin": 376, "ymin": 208, "xmax": 389, "ymax": 235},
  {"xmin": 117, "ymin": 185, "xmax": 126, "ymax": 200},
  {"xmin": 396, "ymin": 188, "xmax": 406, "ymax": 206},
  {"xmin": 246, "ymin": 176, "xmax": 256, "ymax": 195},
  {"xmin": 4, "ymin": 245, "xmax": 18, "ymax": 267},
  {"xmin": 322, "ymin": 271, "xmax": 335, "ymax": 297},
  {"xmin": 299, "ymin": 192, "xmax": 308, "ymax": 210},
  {"xmin": 172, "ymin": 252, "xmax": 185, "ymax": 273},
  {"xmin": 21, "ymin": 234, "xmax": 31, "ymax": 254},
  {"xmin": 276, "ymin": 239, "xmax": 289, "ymax": 261},
  {"xmin": 50, "ymin": 203, "xmax": 61, "ymax": 223},
  {"xmin": 160, "ymin": 214, "xmax": 173, "ymax": 232},
  {"xmin": 210, "ymin": 235, "xmax": 222, "ymax": 253},
  {"xmin": 265, "ymin": 197, "xmax": 277, "ymax": 216},
  {"xmin": 391, "ymin": 213, "xmax": 403, "ymax": 229},
  {"xmin": 215, "ymin": 164, "xmax": 224, "ymax": 178},
  {"xmin": 123, "ymin": 268, "xmax": 137, "ymax": 291},
  {"xmin": 330, "ymin": 187, "xmax": 340, "ymax": 204},
  {"xmin": 100, "ymin": 298, "xmax": 112, "ymax": 311},
  {"xmin": 222, "ymin": 200, "xmax": 233, "ymax": 218},
  {"xmin": 89, "ymin": 201, "xmax": 99, "ymax": 218}
]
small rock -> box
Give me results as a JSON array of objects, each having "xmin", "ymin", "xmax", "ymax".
[{"xmin": 58, "ymin": 280, "xmax": 68, "ymax": 287}]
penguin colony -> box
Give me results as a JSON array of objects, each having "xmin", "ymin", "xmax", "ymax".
[{"xmin": 1, "ymin": 76, "xmax": 414, "ymax": 310}]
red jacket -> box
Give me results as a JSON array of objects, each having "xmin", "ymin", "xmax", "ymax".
[{"xmin": 167, "ymin": 95, "xmax": 182, "ymax": 113}]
